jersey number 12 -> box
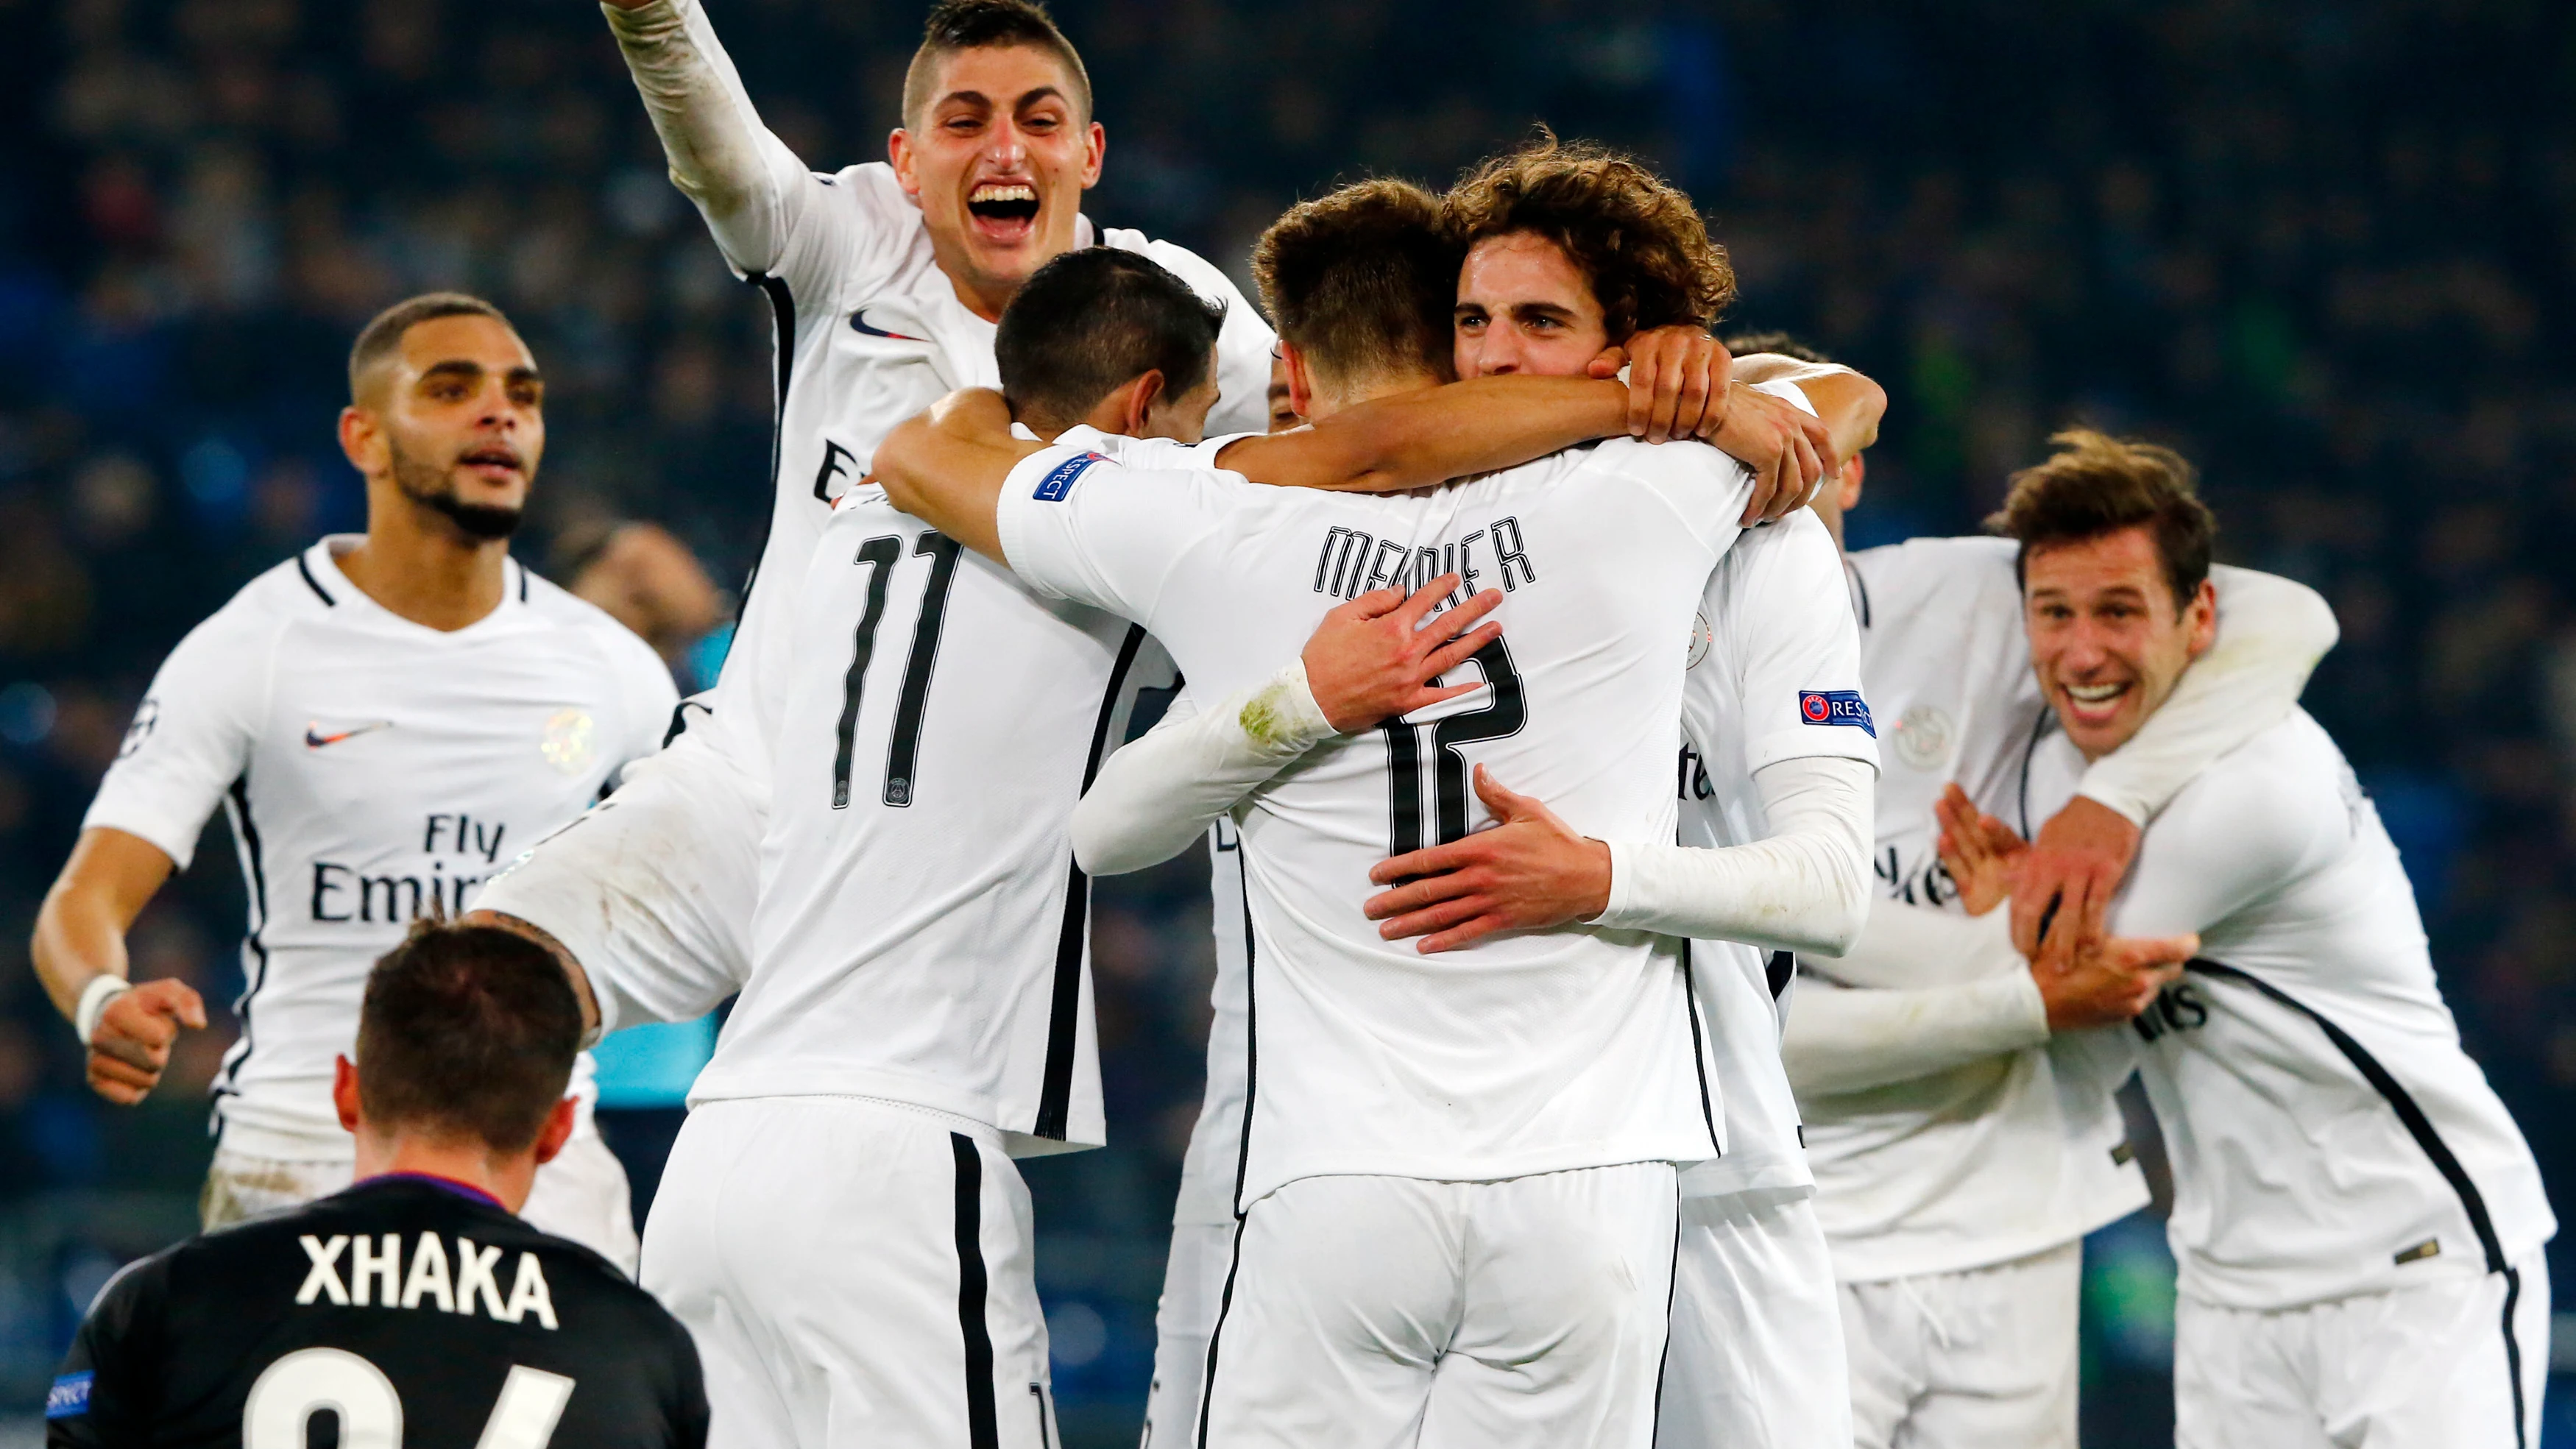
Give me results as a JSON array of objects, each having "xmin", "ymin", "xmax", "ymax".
[
  {"xmin": 835, "ymin": 532, "xmax": 961, "ymax": 809},
  {"xmin": 1380, "ymin": 638, "xmax": 1526, "ymax": 853}
]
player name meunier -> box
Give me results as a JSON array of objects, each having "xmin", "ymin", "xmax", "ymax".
[
  {"xmin": 1312, "ymin": 517, "xmax": 1540, "ymax": 603},
  {"xmin": 294, "ymin": 1233, "xmax": 559, "ymax": 1329}
]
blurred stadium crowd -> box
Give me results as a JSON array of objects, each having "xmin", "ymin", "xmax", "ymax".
[{"xmin": 0, "ymin": 0, "xmax": 2571, "ymax": 1438}]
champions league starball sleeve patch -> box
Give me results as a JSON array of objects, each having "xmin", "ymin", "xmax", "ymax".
[
  {"xmin": 1800, "ymin": 690, "xmax": 1875, "ymax": 737},
  {"xmin": 1031, "ymin": 451, "xmax": 1109, "ymax": 502}
]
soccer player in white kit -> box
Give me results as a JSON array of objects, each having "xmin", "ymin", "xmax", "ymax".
[
  {"xmin": 29, "ymin": 294, "xmax": 677, "ymax": 1271},
  {"xmin": 472, "ymin": 0, "xmax": 1277, "ymax": 1031},
  {"xmin": 1947, "ymin": 433, "xmax": 2553, "ymax": 1449},
  {"xmin": 877, "ymin": 178, "xmax": 1871, "ymax": 1449}
]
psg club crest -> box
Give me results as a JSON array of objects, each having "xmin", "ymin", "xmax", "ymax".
[
  {"xmin": 540, "ymin": 709, "xmax": 597, "ymax": 776},
  {"xmin": 1892, "ymin": 703, "xmax": 1956, "ymax": 772},
  {"xmin": 1685, "ymin": 611, "xmax": 1713, "ymax": 669}
]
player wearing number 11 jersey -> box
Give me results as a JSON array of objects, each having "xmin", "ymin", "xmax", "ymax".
[{"xmin": 49, "ymin": 924, "xmax": 703, "ymax": 1449}]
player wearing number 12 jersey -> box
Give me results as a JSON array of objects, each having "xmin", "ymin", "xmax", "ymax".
[
  {"xmin": 878, "ymin": 181, "xmax": 1866, "ymax": 1448},
  {"xmin": 49, "ymin": 924, "xmax": 703, "ymax": 1449}
]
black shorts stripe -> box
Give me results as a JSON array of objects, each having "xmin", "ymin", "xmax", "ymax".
[
  {"xmin": 2186, "ymin": 959, "xmax": 2508, "ymax": 1275},
  {"xmin": 517, "ymin": 560, "xmax": 529, "ymax": 602},
  {"xmin": 1033, "ymin": 625, "xmax": 1149, "ymax": 1140},
  {"xmin": 210, "ymin": 775, "xmax": 273, "ymax": 1133},
  {"xmin": 294, "ymin": 553, "xmax": 336, "ymax": 606},
  {"xmin": 1677, "ymin": 940, "xmax": 1720, "ymax": 1154},
  {"xmin": 1197, "ymin": 862, "xmax": 1258, "ymax": 1449},
  {"xmin": 1649, "ymin": 1175, "xmax": 1682, "ymax": 1438},
  {"xmin": 951, "ymin": 1133, "xmax": 999, "ymax": 1449}
]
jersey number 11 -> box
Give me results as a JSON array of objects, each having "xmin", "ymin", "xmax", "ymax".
[{"xmin": 835, "ymin": 532, "xmax": 963, "ymax": 809}]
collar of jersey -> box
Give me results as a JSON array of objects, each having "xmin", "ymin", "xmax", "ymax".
[
  {"xmin": 360, "ymin": 1171, "xmax": 506, "ymax": 1211},
  {"xmin": 308, "ymin": 536, "xmax": 528, "ymax": 640}
]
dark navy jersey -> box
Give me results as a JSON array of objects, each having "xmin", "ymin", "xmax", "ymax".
[{"xmin": 47, "ymin": 1176, "xmax": 706, "ymax": 1448}]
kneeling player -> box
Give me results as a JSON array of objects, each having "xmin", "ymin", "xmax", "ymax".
[{"xmin": 47, "ymin": 921, "xmax": 706, "ymax": 1447}]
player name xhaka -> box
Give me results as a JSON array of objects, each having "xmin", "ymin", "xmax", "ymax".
[{"xmin": 293, "ymin": 1232, "xmax": 559, "ymax": 1328}]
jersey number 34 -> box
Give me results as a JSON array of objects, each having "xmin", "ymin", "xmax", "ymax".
[{"xmin": 244, "ymin": 1347, "xmax": 572, "ymax": 1447}]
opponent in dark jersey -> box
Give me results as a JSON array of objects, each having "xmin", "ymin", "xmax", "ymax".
[{"xmin": 47, "ymin": 920, "xmax": 706, "ymax": 1447}]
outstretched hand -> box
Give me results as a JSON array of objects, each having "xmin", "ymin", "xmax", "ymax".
[
  {"xmin": 1709, "ymin": 384, "xmax": 1830, "ymax": 524},
  {"xmin": 1302, "ymin": 575, "xmax": 1505, "ymax": 734},
  {"xmin": 86, "ymin": 977, "xmax": 206, "ymax": 1106},
  {"xmin": 1362, "ymin": 765, "xmax": 1610, "ymax": 953},
  {"xmin": 1933, "ymin": 783, "xmax": 2026, "ymax": 917}
]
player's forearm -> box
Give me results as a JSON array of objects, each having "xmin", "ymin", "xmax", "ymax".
[
  {"xmin": 2076, "ymin": 566, "xmax": 2338, "ymax": 825},
  {"xmin": 1072, "ymin": 666, "xmax": 1336, "ymax": 874},
  {"xmin": 32, "ymin": 884, "xmax": 130, "ymax": 1021},
  {"xmin": 1780, "ymin": 971, "xmax": 2049, "ymax": 1096},
  {"xmin": 1588, "ymin": 755, "xmax": 1872, "ymax": 954},
  {"xmin": 1730, "ymin": 359, "xmax": 1883, "ymax": 467},
  {"xmin": 603, "ymin": 0, "xmax": 797, "ymax": 272},
  {"xmin": 1219, "ymin": 377, "xmax": 1630, "ymax": 493},
  {"xmin": 1808, "ymin": 896, "xmax": 2023, "ymax": 991},
  {"xmin": 874, "ymin": 393, "xmax": 1031, "ymax": 561}
]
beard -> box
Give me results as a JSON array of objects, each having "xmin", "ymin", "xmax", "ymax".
[{"xmin": 390, "ymin": 441, "xmax": 526, "ymax": 541}]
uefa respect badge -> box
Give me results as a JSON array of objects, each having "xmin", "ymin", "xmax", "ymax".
[{"xmin": 1799, "ymin": 689, "xmax": 1875, "ymax": 737}]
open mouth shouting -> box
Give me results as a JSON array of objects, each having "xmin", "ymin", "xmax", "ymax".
[{"xmin": 966, "ymin": 180, "xmax": 1042, "ymax": 243}]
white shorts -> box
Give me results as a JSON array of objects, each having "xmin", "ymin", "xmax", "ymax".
[
  {"xmin": 1201, "ymin": 1163, "xmax": 1677, "ymax": 1449},
  {"xmin": 1142, "ymin": 1219, "xmax": 1232, "ymax": 1448},
  {"xmin": 474, "ymin": 725, "xmax": 760, "ymax": 1031},
  {"xmin": 640, "ymin": 1097, "xmax": 1055, "ymax": 1449},
  {"xmin": 2174, "ymin": 1250, "xmax": 2549, "ymax": 1449},
  {"xmin": 1839, "ymin": 1239, "xmax": 2081, "ymax": 1449},
  {"xmin": 1658, "ymin": 1188, "xmax": 1850, "ymax": 1449},
  {"xmin": 199, "ymin": 1128, "xmax": 640, "ymax": 1276}
]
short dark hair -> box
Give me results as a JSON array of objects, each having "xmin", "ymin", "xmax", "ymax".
[
  {"xmin": 347, "ymin": 291, "xmax": 513, "ymax": 403},
  {"xmin": 355, "ymin": 921, "xmax": 584, "ymax": 1154},
  {"xmin": 1720, "ymin": 331, "xmax": 1832, "ymax": 366},
  {"xmin": 1448, "ymin": 133, "xmax": 1735, "ymax": 342},
  {"xmin": 1989, "ymin": 428, "xmax": 2218, "ymax": 611},
  {"xmin": 1251, "ymin": 178, "xmax": 1462, "ymax": 391},
  {"xmin": 996, "ymin": 249, "xmax": 1225, "ymax": 434},
  {"xmin": 901, "ymin": 0, "xmax": 1091, "ymax": 125}
]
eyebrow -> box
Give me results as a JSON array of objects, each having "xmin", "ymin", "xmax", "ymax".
[
  {"xmin": 1505, "ymin": 301, "xmax": 1582, "ymax": 324},
  {"xmin": 936, "ymin": 85, "xmax": 1070, "ymax": 113},
  {"xmin": 417, "ymin": 361, "xmax": 545, "ymax": 389}
]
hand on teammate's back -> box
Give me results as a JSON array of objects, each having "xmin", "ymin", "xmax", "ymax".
[
  {"xmin": 1301, "ymin": 574, "xmax": 1504, "ymax": 734},
  {"xmin": 1362, "ymin": 765, "xmax": 1611, "ymax": 952},
  {"xmin": 85, "ymin": 977, "xmax": 205, "ymax": 1105}
]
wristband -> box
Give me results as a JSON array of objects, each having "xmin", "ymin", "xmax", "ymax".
[{"xmin": 74, "ymin": 975, "xmax": 132, "ymax": 1046}]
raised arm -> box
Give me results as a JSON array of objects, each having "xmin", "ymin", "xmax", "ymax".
[
  {"xmin": 1211, "ymin": 375, "xmax": 1632, "ymax": 492},
  {"xmin": 601, "ymin": 0, "xmax": 827, "ymax": 278}
]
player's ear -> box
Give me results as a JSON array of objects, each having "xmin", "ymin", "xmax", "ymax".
[
  {"xmin": 2184, "ymin": 577, "xmax": 2219, "ymax": 659},
  {"xmin": 339, "ymin": 405, "xmax": 384, "ymax": 479},
  {"xmin": 1078, "ymin": 119, "xmax": 1105, "ymax": 189},
  {"xmin": 530, "ymin": 1097, "xmax": 578, "ymax": 1167},
  {"xmin": 332, "ymin": 1055, "xmax": 362, "ymax": 1133},
  {"xmin": 1124, "ymin": 369, "xmax": 1167, "ymax": 436},
  {"xmin": 1840, "ymin": 451, "xmax": 1866, "ymax": 511},
  {"xmin": 1281, "ymin": 343, "xmax": 1317, "ymax": 418},
  {"xmin": 889, "ymin": 127, "xmax": 919, "ymax": 194}
]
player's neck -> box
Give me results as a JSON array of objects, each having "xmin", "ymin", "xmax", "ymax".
[
  {"xmin": 1302, "ymin": 369, "xmax": 1442, "ymax": 422},
  {"xmin": 355, "ymin": 1128, "xmax": 537, "ymax": 1214},
  {"xmin": 338, "ymin": 500, "xmax": 512, "ymax": 632}
]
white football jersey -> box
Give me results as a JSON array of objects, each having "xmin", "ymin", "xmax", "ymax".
[
  {"xmin": 82, "ymin": 539, "xmax": 678, "ymax": 1158},
  {"xmin": 676, "ymin": 146, "xmax": 1273, "ymax": 780},
  {"xmin": 997, "ymin": 432, "xmax": 1758, "ymax": 1207},
  {"xmin": 2062, "ymin": 712, "xmax": 2555, "ymax": 1310},
  {"xmin": 707, "ymin": 487, "xmax": 1179, "ymax": 1154},
  {"xmin": 1804, "ymin": 535, "xmax": 2147, "ymax": 1281},
  {"xmin": 1674, "ymin": 509, "xmax": 1879, "ymax": 1202}
]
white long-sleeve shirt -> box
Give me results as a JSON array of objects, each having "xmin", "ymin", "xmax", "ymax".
[{"xmin": 1798, "ymin": 539, "xmax": 2340, "ymax": 1282}]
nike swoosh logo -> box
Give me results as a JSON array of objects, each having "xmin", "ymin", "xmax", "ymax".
[
  {"xmin": 305, "ymin": 720, "xmax": 393, "ymax": 748},
  {"xmin": 849, "ymin": 310, "xmax": 926, "ymax": 341}
]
